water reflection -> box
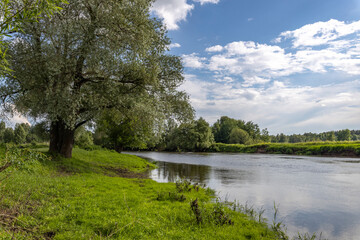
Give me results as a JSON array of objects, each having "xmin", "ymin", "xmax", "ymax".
[
  {"xmin": 127, "ymin": 151, "xmax": 360, "ymax": 240},
  {"xmin": 214, "ymin": 168, "xmax": 255, "ymax": 185},
  {"xmin": 151, "ymin": 161, "xmax": 211, "ymax": 183}
]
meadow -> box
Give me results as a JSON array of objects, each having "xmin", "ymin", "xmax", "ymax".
[{"xmin": 0, "ymin": 145, "xmax": 291, "ymax": 239}]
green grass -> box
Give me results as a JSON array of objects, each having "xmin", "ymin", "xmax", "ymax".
[
  {"xmin": 0, "ymin": 145, "xmax": 281, "ymax": 239},
  {"xmin": 208, "ymin": 141, "xmax": 360, "ymax": 157}
]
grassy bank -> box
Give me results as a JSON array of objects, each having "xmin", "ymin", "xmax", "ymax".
[
  {"xmin": 208, "ymin": 141, "xmax": 360, "ymax": 157},
  {"xmin": 0, "ymin": 145, "xmax": 285, "ymax": 239}
]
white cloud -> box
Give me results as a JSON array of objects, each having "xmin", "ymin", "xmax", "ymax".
[
  {"xmin": 10, "ymin": 114, "xmax": 30, "ymax": 126},
  {"xmin": 182, "ymin": 53, "xmax": 206, "ymax": 68},
  {"xmin": 152, "ymin": 0, "xmax": 194, "ymax": 30},
  {"xmin": 180, "ymin": 75, "xmax": 360, "ymax": 134},
  {"xmin": 169, "ymin": 43, "xmax": 181, "ymax": 49},
  {"xmin": 184, "ymin": 19, "xmax": 360, "ymax": 86},
  {"xmin": 215, "ymin": 76, "xmax": 234, "ymax": 83},
  {"xmin": 193, "ymin": 0, "xmax": 220, "ymax": 5},
  {"xmin": 247, "ymin": 18, "xmax": 254, "ymax": 22},
  {"xmin": 0, "ymin": 110, "xmax": 30, "ymax": 127},
  {"xmin": 205, "ymin": 41, "xmax": 301, "ymax": 84},
  {"xmin": 278, "ymin": 19, "xmax": 360, "ymax": 48},
  {"xmin": 242, "ymin": 76, "xmax": 270, "ymax": 87},
  {"xmin": 152, "ymin": 0, "xmax": 220, "ymax": 30},
  {"xmin": 205, "ymin": 45, "xmax": 224, "ymax": 52}
]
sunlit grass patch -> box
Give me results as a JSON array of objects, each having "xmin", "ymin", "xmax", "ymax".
[{"xmin": 0, "ymin": 145, "xmax": 284, "ymax": 239}]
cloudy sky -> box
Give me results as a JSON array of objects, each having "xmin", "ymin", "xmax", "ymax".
[{"xmin": 152, "ymin": 0, "xmax": 360, "ymax": 134}]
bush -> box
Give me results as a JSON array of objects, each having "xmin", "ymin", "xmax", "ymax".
[{"xmin": 75, "ymin": 127, "xmax": 94, "ymax": 149}]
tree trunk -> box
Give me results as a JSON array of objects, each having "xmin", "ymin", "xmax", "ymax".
[{"xmin": 49, "ymin": 120, "xmax": 75, "ymax": 158}]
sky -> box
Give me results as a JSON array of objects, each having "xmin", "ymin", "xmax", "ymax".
[{"xmin": 152, "ymin": 0, "xmax": 360, "ymax": 134}]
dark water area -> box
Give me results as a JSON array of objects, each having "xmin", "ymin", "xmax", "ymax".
[{"xmin": 125, "ymin": 151, "xmax": 360, "ymax": 240}]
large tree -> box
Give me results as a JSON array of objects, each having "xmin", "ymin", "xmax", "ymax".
[{"xmin": 1, "ymin": 0, "xmax": 193, "ymax": 157}]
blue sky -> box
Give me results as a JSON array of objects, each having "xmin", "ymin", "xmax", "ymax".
[{"xmin": 152, "ymin": 0, "xmax": 360, "ymax": 134}]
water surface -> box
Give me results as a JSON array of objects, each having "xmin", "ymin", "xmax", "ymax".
[{"xmin": 126, "ymin": 151, "xmax": 360, "ymax": 239}]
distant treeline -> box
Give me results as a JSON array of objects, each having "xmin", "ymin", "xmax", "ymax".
[
  {"xmin": 0, "ymin": 122, "xmax": 49, "ymax": 144},
  {"xmin": 156, "ymin": 116, "xmax": 359, "ymax": 152},
  {"xmin": 92, "ymin": 115, "xmax": 360, "ymax": 152},
  {"xmin": 0, "ymin": 121, "xmax": 93, "ymax": 149},
  {"xmin": 208, "ymin": 142, "xmax": 360, "ymax": 157},
  {"xmin": 270, "ymin": 129, "xmax": 359, "ymax": 143},
  {"xmin": 2, "ymin": 116, "xmax": 359, "ymax": 156}
]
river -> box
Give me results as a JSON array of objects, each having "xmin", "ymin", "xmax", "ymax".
[{"xmin": 125, "ymin": 151, "xmax": 360, "ymax": 240}]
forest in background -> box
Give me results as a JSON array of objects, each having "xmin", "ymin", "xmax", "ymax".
[{"xmin": 1, "ymin": 116, "xmax": 359, "ymax": 154}]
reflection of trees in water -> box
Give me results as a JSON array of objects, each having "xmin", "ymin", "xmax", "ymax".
[
  {"xmin": 214, "ymin": 168, "xmax": 255, "ymax": 185},
  {"xmin": 156, "ymin": 162, "xmax": 211, "ymax": 183}
]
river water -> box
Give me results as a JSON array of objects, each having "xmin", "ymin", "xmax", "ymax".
[{"xmin": 125, "ymin": 151, "xmax": 360, "ymax": 240}]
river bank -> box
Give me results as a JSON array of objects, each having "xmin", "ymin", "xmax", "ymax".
[
  {"xmin": 206, "ymin": 142, "xmax": 360, "ymax": 157},
  {"xmin": 0, "ymin": 145, "xmax": 288, "ymax": 239}
]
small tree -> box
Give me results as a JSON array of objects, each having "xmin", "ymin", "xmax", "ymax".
[
  {"xmin": 229, "ymin": 128, "xmax": 251, "ymax": 144},
  {"xmin": 337, "ymin": 129, "xmax": 351, "ymax": 141},
  {"xmin": 326, "ymin": 131, "xmax": 335, "ymax": 141},
  {"xmin": 74, "ymin": 126, "xmax": 93, "ymax": 149},
  {"xmin": 3, "ymin": 128, "xmax": 14, "ymax": 143},
  {"xmin": 278, "ymin": 133, "xmax": 288, "ymax": 143},
  {"xmin": 94, "ymin": 109, "xmax": 162, "ymax": 152},
  {"xmin": 193, "ymin": 117, "xmax": 214, "ymax": 151},
  {"xmin": 165, "ymin": 118, "xmax": 214, "ymax": 151},
  {"xmin": 14, "ymin": 123, "xmax": 26, "ymax": 144},
  {"xmin": 0, "ymin": 121, "xmax": 5, "ymax": 142},
  {"xmin": 29, "ymin": 122, "xmax": 50, "ymax": 142}
]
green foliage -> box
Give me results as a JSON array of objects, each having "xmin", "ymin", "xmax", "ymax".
[
  {"xmin": 74, "ymin": 126, "xmax": 94, "ymax": 150},
  {"xmin": 0, "ymin": 121, "xmax": 5, "ymax": 141},
  {"xmin": 337, "ymin": 129, "xmax": 351, "ymax": 141},
  {"xmin": 193, "ymin": 117, "xmax": 215, "ymax": 151},
  {"xmin": 212, "ymin": 116, "xmax": 264, "ymax": 144},
  {"xmin": 229, "ymin": 127, "xmax": 251, "ymax": 144},
  {"xmin": 165, "ymin": 118, "xmax": 214, "ymax": 151},
  {"xmin": 29, "ymin": 121, "xmax": 49, "ymax": 142},
  {"xmin": 278, "ymin": 133, "xmax": 288, "ymax": 143},
  {"xmin": 95, "ymin": 109, "xmax": 155, "ymax": 151},
  {"xmin": 3, "ymin": 127, "xmax": 14, "ymax": 143},
  {"xmin": 0, "ymin": 122, "xmax": 49, "ymax": 145},
  {"xmin": 14, "ymin": 123, "xmax": 27, "ymax": 144},
  {"xmin": 212, "ymin": 116, "xmax": 239, "ymax": 143},
  {"xmin": 0, "ymin": 144, "xmax": 49, "ymax": 174},
  {"xmin": 271, "ymin": 129, "xmax": 359, "ymax": 143},
  {"xmin": 209, "ymin": 143, "xmax": 246, "ymax": 153},
  {"xmin": 0, "ymin": 0, "xmax": 67, "ymax": 75},
  {"xmin": 1, "ymin": 0, "xmax": 193, "ymax": 157}
]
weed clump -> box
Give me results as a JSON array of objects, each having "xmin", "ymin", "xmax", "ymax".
[
  {"xmin": 190, "ymin": 198, "xmax": 234, "ymax": 226},
  {"xmin": 157, "ymin": 192, "xmax": 186, "ymax": 202},
  {"xmin": 190, "ymin": 198, "xmax": 202, "ymax": 224}
]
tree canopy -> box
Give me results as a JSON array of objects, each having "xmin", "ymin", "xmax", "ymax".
[
  {"xmin": 0, "ymin": 0, "xmax": 193, "ymax": 157},
  {"xmin": 0, "ymin": 0, "xmax": 67, "ymax": 74},
  {"xmin": 165, "ymin": 118, "xmax": 214, "ymax": 152},
  {"xmin": 212, "ymin": 116, "xmax": 262, "ymax": 144}
]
